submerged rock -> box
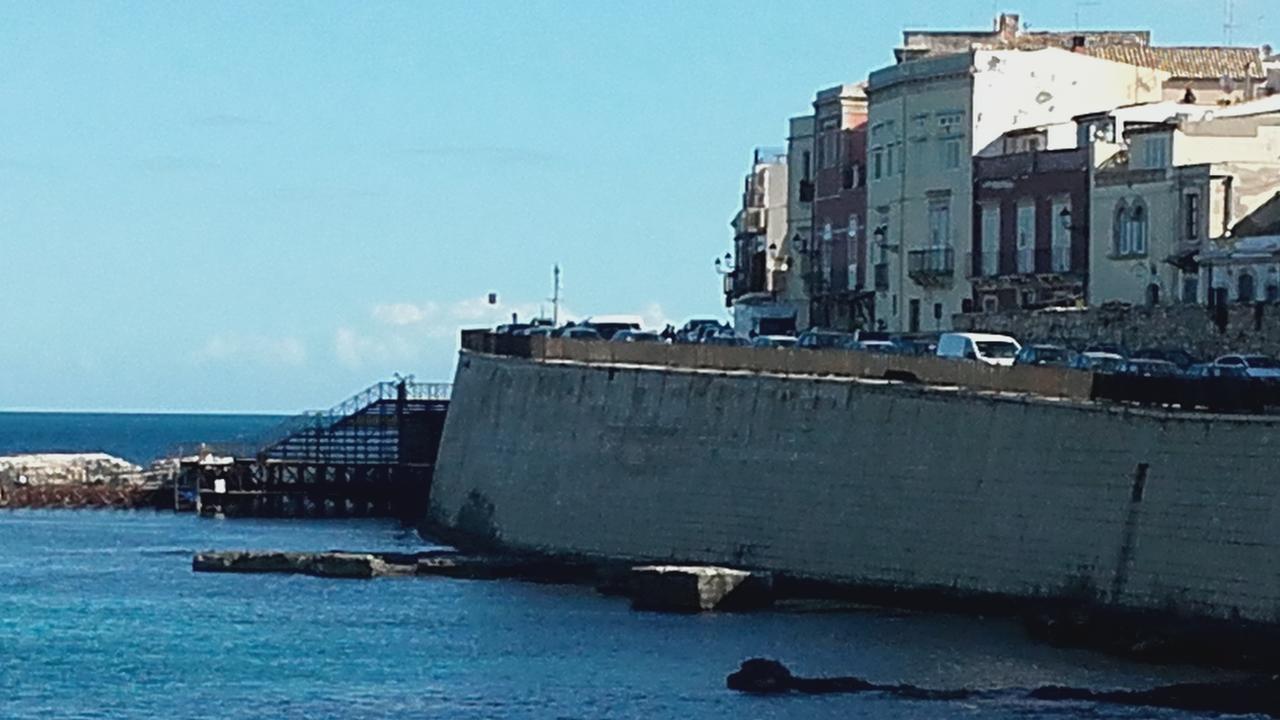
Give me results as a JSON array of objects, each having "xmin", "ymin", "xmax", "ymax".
[{"xmin": 727, "ymin": 658, "xmax": 1280, "ymax": 717}]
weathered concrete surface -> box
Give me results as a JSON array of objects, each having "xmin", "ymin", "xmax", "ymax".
[
  {"xmin": 192, "ymin": 551, "xmax": 405, "ymax": 579},
  {"xmin": 429, "ymin": 351, "xmax": 1280, "ymax": 628},
  {"xmin": 628, "ymin": 565, "xmax": 773, "ymax": 612}
]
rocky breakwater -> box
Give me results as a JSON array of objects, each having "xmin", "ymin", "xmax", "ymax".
[{"xmin": 0, "ymin": 453, "xmax": 162, "ymax": 509}]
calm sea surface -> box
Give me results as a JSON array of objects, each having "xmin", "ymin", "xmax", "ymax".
[{"xmin": 0, "ymin": 414, "xmax": 1233, "ymax": 719}]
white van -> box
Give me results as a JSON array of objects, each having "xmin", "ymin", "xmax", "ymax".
[{"xmin": 936, "ymin": 332, "xmax": 1021, "ymax": 367}]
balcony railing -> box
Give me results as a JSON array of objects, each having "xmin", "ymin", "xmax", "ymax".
[
  {"xmin": 907, "ymin": 247, "xmax": 954, "ymax": 280},
  {"xmin": 873, "ymin": 262, "xmax": 890, "ymax": 291},
  {"xmin": 969, "ymin": 247, "xmax": 1080, "ymax": 279}
]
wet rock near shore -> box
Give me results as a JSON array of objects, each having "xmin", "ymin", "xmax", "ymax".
[{"xmin": 726, "ymin": 658, "xmax": 1280, "ymax": 717}]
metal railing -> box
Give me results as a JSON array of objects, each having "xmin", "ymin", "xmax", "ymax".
[{"xmin": 907, "ymin": 247, "xmax": 954, "ymax": 277}]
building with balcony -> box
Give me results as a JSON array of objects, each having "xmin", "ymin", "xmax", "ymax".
[
  {"xmin": 1088, "ymin": 114, "xmax": 1280, "ymax": 306},
  {"xmin": 970, "ymin": 132, "xmax": 1091, "ymax": 312},
  {"xmin": 866, "ymin": 46, "xmax": 1165, "ymax": 332},
  {"xmin": 803, "ymin": 83, "xmax": 871, "ymax": 331},
  {"xmin": 725, "ymin": 147, "xmax": 796, "ymax": 335},
  {"xmin": 783, "ymin": 114, "xmax": 815, "ymax": 329}
]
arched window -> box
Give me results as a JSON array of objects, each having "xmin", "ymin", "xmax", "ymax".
[
  {"xmin": 1114, "ymin": 200, "xmax": 1148, "ymax": 256},
  {"xmin": 1146, "ymin": 282, "xmax": 1160, "ymax": 306},
  {"xmin": 1130, "ymin": 203, "xmax": 1148, "ymax": 255},
  {"xmin": 1238, "ymin": 272, "xmax": 1256, "ymax": 303},
  {"xmin": 1112, "ymin": 201, "xmax": 1128, "ymax": 255}
]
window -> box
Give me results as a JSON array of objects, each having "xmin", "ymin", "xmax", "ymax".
[
  {"xmin": 980, "ymin": 204, "xmax": 1000, "ymax": 277},
  {"xmin": 1239, "ymin": 272, "xmax": 1256, "ymax": 303},
  {"xmin": 941, "ymin": 138, "xmax": 962, "ymax": 170},
  {"xmin": 801, "ymin": 151, "xmax": 811, "ymax": 180},
  {"xmin": 928, "ymin": 199, "xmax": 950, "ymax": 249},
  {"xmin": 1184, "ymin": 193, "xmax": 1200, "ymax": 241},
  {"xmin": 1051, "ymin": 198, "xmax": 1071, "ymax": 271},
  {"xmin": 1016, "ymin": 202, "xmax": 1035, "ymax": 273},
  {"xmin": 841, "ymin": 165, "xmax": 854, "ymax": 189},
  {"xmin": 872, "ymin": 149, "xmax": 883, "ymax": 180},
  {"xmin": 886, "ymin": 143, "xmax": 896, "ymax": 176},
  {"xmin": 1113, "ymin": 200, "xmax": 1148, "ymax": 256},
  {"xmin": 1182, "ymin": 272, "xmax": 1199, "ymax": 303},
  {"xmin": 1139, "ymin": 135, "xmax": 1168, "ymax": 169},
  {"xmin": 982, "ymin": 295, "xmax": 998, "ymax": 313}
]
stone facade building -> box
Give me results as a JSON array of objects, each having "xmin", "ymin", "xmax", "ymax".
[{"xmin": 725, "ymin": 148, "xmax": 795, "ymax": 335}]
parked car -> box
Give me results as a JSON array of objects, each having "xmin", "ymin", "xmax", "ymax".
[
  {"xmin": 936, "ymin": 332, "xmax": 1021, "ymax": 366},
  {"xmin": 611, "ymin": 330, "xmax": 662, "ymax": 343},
  {"xmin": 514, "ymin": 326, "xmax": 555, "ymax": 337},
  {"xmin": 1213, "ymin": 354, "xmax": 1280, "ymax": 379},
  {"xmin": 701, "ymin": 332, "xmax": 750, "ymax": 347},
  {"xmin": 1014, "ymin": 344, "xmax": 1075, "ymax": 367},
  {"xmin": 752, "ymin": 335, "xmax": 797, "ymax": 349},
  {"xmin": 1120, "ymin": 358, "xmax": 1181, "ymax": 377},
  {"xmin": 1186, "ymin": 363, "xmax": 1249, "ymax": 379},
  {"xmin": 796, "ymin": 329, "xmax": 856, "ymax": 351},
  {"xmin": 854, "ymin": 339, "xmax": 897, "ymax": 353},
  {"xmin": 556, "ymin": 326, "xmax": 602, "ymax": 340},
  {"xmin": 1131, "ymin": 347, "xmax": 1198, "ymax": 369},
  {"xmin": 1069, "ymin": 351, "xmax": 1126, "ymax": 374},
  {"xmin": 580, "ymin": 315, "xmax": 642, "ymax": 340},
  {"xmin": 494, "ymin": 322, "xmax": 532, "ymax": 335},
  {"xmin": 676, "ymin": 319, "xmax": 724, "ymax": 343}
]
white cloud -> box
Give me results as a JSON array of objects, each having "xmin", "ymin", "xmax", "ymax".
[
  {"xmin": 194, "ymin": 333, "xmax": 307, "ymax": 367},
  {"xmin": 371, "ymin": 301, "xmax": 437, "ymax": 326}
]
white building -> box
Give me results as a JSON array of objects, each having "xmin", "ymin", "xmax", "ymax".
[{"xmin": 865, "ymin": 47, "xmax": 1166, "ymax": 332}]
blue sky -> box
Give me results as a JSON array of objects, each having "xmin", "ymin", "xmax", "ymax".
[{"xmin": 1, "ymin": 1, "xmax": 1274, "ymax": 412}]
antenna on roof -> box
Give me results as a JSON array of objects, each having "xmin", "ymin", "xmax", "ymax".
[
  {"xmin": 1073, "ymin": 0, "xmax": 1100, "ymax": 30},
  {"xmin": 1223, "ymin": 0, "xmax": 1238, "ymax": 44}
]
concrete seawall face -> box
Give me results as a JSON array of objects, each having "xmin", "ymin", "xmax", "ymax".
[{"xmin": 431, "ymin": 352, "xmax": 1280, "ymax": 625}]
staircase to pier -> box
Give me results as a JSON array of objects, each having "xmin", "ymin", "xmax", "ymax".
[{"xmin": 181, "ymin": 379, "xmax": 451, "ymax": 519}]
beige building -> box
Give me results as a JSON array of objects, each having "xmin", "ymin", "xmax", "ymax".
[
  {"xmin": 783, "ymin": 114, "xmax": 815, "ymax": 329},
  {"xmin": 866, "ymin": 47, "xmax": 1165, "ymax": 332},
  {"xmin": 898, "ymin": 12, "xmax": 1267, "ymax": 104},
  {"xmin": 725, "ymin": 148, "xmax": 796, "ymax": 335},
  {"xmin": 1088, "ymin": 114, "xmax": 1280, "ymax": 306}
]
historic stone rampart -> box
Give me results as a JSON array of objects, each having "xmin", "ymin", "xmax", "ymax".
[{"xmin": 431, "ymin": 350, "xmax": 1280, "ymax": 626}]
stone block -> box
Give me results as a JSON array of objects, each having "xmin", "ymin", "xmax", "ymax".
[
  {"xmin": 628, "ymin": 565, "xmax": 774, "ymax": 612},
  {"xmin": 192, "ymin": 551, "xmax": 306, "ymax": 574}
]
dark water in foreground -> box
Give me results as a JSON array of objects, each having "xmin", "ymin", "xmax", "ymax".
[{"xmin": 0, "ymin": 511, "xmax": 1236, "ymax": 720}]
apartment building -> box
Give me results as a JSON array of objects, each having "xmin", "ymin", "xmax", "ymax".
[
  {"xmin": 970, "ymin": 125, "xmax": 1090, "ymax": 312},
  {"xmin": 783, "ymin": 114, "xmax": 815, "ymax": 329},
  {"xmin": 866, "ymin": 47, "xmax": 1165, "ymax": 332},
  {"xmin": 1088, "ymin": 115, "xmax": 1280, "ymax": 305},
  {"xmin": 724, "ymin": 148, "xmax": 796, "ymax": 335}
]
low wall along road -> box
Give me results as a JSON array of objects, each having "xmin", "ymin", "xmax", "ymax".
[{"xmin": 432, "ymin": 339, "xmax": 1280, "ymax": 628}]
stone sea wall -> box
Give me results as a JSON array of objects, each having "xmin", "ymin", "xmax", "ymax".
[
  {"xmin": 953, "ymin": 302, "xmax": 1280, "ymax": 357},
  {"xmin": 430, "ymin": 351, "xmax": 1280, "ymax": 626}
]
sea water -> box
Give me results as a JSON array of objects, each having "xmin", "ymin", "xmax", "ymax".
[{"xmin": 0, "ymin": 414, "xmax": 1228, "ymax": 719}]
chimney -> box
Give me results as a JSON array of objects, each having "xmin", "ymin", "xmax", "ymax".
[{"xmin": 997, "ymin": 13, "xmax": 1020, "ymax": 41}]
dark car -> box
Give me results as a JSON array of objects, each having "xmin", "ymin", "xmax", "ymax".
[
  {"xmin": 1069, "ymin": 351, "xmax": 1126, "ymax": 374},
  {"xmin": 676, "ymin": 319, "xmax": 725, "ymax": 343},
  {"xmin": 796, "ymin": 329, "xmax": 856, "ymax": 350},
  {"xmin": 611, "ymin": 330, "xmax": 662, "ymax": 343},
  {"xmin": 1120, "ymin": 358, "xmax": 1181, "ymax": 377},
  {"xmin": 555, "ymin": 326, "xmax": 602, "ymax": 340},
  {"xmin": 1131, "ymin": 347, "xmax": 1199, "ymax": 369},
  {"xmin": 1014, "ymin": 344, "xmax": 1076, "ymax": 367},
  {"xmin": 1186, "ymin": 363, "xmax": 1248, "ymax": 379},
  {"xmin": 701, "ymin": 332, "xmax": 750, "ymax": 347},
  {"xmin": 494, "ymin": 322, "xmax": 532, "ymax": 335}
]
